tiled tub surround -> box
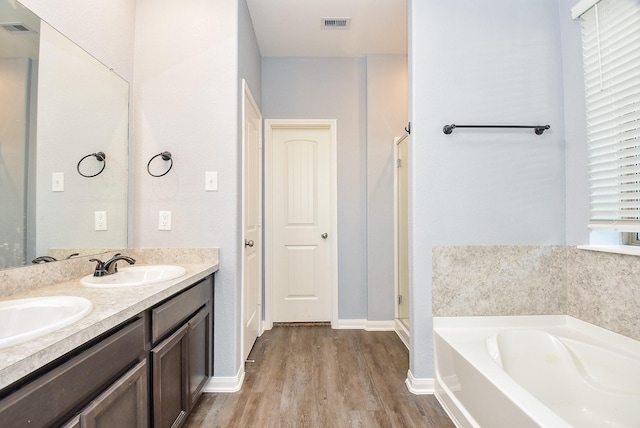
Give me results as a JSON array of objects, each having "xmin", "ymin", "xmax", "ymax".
[
  {"xmin": 0, "ymin": 248, "xmax": 218, "ymax": 390},
  {"xmin": 432, "ymin": 246, "xmax": 567, "ymax": 317},
  {"xmin": 432, "ymin": 246, "xmax": 640, "ymax": 342}
]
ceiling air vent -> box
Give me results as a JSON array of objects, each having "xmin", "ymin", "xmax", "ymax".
[
  {"xmin": 0, "ymin": 22, "xmax": 36, "ymax": 34},
  {"xmin": 321, "ymin": 17, "xmax": 351, "ymax": 30}
]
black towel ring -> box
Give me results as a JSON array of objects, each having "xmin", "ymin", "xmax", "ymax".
[
  {"xmin": 77, "ymin": 152, "xmax": 106, "ymax": 178},
  {"xmin": 147, "ymin": 151, "xmax": 173, "ymax": 177}
]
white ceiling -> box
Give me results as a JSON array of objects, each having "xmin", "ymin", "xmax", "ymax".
[{"xmin": 246, "ymin": 0, "xmax": 407, "ymax": 57}]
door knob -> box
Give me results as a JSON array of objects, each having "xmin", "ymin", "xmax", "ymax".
[
  {"xmin": 321, "ymin": 233, "xmax": 328, "ymax": 239},
  {"xmin": 245, "ymin": 239, "xmax": 254, "ymax": 247}
]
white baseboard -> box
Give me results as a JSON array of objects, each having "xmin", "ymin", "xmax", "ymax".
[
  {"xmin": 394, "ymin": 319, "xmax": 410, "ymax": 350},
  {"xmin": 405, "ymin": 370, "xmax": 435, "ymax": 395},
  {"xmin": 203, "ymin": 365, "xmax": 245, "ymax": 393},
  {"xmin": 336, "ymin": 319, "xmax": 395, "ymax": 331}
]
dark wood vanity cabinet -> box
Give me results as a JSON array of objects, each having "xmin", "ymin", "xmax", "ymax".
[
  {"xmin": 0, "ymin": 274, "xmax": 214, "ymax": 428},
  {"xmin": 151, "ymin": 276, "xmax": 213, "ymax": 428},
  {"xmin": 0, "ymin": 317, "xmax": 147, "ymax": 428}
]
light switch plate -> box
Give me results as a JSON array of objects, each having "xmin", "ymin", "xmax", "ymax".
[
  {"xmin": 52, "ymin": 172, "xmax": 64, "ymax": 192},
  {"xmin": 205, "ymin": 171, "xmax": 218, "ymax": 191}
]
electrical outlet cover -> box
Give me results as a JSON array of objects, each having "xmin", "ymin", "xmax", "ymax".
[
  {"xmin": 94, "ymin": 211, "xmax": 107, "ymax": 230},
  {"xmin": 159, "ymin": 211, "xmax": 172, "ymax": 230}
]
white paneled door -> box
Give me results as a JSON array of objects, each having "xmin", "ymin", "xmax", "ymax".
[
  {"xmin": 266, "ymin": 120, "xmax": 337, "ymax": 325},
  {"xmin": 242, "ymin": 81, "xmax": 262, "ymax": 362}
]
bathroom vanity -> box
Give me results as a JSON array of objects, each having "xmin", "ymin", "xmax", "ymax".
[{"xmin": 0, "ymin": 252, "xmax": 218, "ymax": 428}]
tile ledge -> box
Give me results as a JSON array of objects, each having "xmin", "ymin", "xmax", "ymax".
[{"xmin": 576, "ymin": 244, "xmax": 640, "ymax": 256}]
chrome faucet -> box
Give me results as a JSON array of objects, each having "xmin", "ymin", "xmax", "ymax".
[{"xmin": 90, "ymin": 253, "xmax": 136, "ymax": 277}]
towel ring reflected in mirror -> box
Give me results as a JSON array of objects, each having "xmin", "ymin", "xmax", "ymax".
[
  {"xmin": 77, "ymin": 152, "xmax": 106, "ymax": 178},
  {"xmin": 147, "ymin": 151, "xmax": 173, "ymax": 177}
]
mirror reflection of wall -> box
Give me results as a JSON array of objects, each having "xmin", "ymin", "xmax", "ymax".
[
  {"xmin": 0, "ymin": 58, "xmax": 34, "ymax": 267},
  {"xmin": 0, "ymin": 0, "xmax": 128, "ymax": 270},
  {"xmin": 36, "ymin": 22, "xmax": 128, "ymax": 260},
  {"xmin": 0, "ymin": 0, "xmax": 39, "ymax": 268}
]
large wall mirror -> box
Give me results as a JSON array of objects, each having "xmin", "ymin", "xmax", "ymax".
[{"xmin": 0, "ymin": 0, "xmax": 128, "ymax": 270}]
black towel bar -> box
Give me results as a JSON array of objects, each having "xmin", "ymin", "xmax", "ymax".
[{"xmin": 443, "ymin": 124, "xmax": 550, "ymax": 135}]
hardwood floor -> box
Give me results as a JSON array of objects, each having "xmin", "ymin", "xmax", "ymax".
[{"xmin": 184, "ymin": 325, "xmax": 454, "ymax": 427}]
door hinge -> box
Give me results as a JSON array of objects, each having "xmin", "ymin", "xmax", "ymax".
[
  {"xmin": 398, "ymin": 295, "xmax": 403, "ymax": 305},
  {"xmin": 396, "ymin": 159, "xmax": 402, "ymax": 168}
]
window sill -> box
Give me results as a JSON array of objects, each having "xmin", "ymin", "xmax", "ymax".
[{"xmin": 576, "ymin": 245, "xmax": 640, "ymax": 257}]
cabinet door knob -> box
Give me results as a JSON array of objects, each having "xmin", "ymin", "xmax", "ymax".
[
  {"xmin": 321, "ymin": 233, "xmax": 328, "ymax": 239},
  {"xmin": 245, "ymin": 239, "xmax": 254, "ymax": 247}
]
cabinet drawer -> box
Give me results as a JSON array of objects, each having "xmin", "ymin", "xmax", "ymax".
[
  {"xmin": 80, "ymin": 360, "xmax": 148, "ymax": 428},
  {"xmin": 0, "ymin": 317, "xmax": 145, "ymax": 428},
  {"xmin": 151, "ymin": 277, "xmax": 211, "ymax": 343}
]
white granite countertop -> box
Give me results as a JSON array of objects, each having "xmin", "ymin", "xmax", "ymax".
[{"xmin": 0, "ymin": 261, "xmax": 218, "ymax": 390}]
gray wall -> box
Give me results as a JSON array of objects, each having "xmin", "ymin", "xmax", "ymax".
[
  {"xmin": 262, "ymin": 57, "xmax": 369, "ymax": 320},
  {"xmin": 409, "ymin": 0, "xmax": 568, "ymax": 379},
  {"xmin": 262, "ymin": 56, "xmax": 408, "ymax": 322},
  {"xmin": 559, "ymin": 0, "xmax": 590, "ymax": 246},
  {"xmin": 366, "ymin": 55, "xmax": 408, "ymax": 321},
  {"xmin": 132, "ymin": 0, "xmax": 245, "ymax": 378},
  {"xmin": 239, "ymin": 0, "xmax": 262, "ymax": 109}
]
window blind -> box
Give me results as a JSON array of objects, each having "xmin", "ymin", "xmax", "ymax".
[{"xmin": 581, "ymin": 0, "xmax": 640, "ymax": 231}]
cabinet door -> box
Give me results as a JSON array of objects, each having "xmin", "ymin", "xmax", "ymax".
[
  {"xmin": 80, "ymin": 360, "xmax": 148, "ymax": 428},
  {"xmin": 152, "ymin": 324, "xmax": 189, "ymax": 428},
  {"xmin": 188, "ymin": 306, "xmax": 210, "ymax": 408}
]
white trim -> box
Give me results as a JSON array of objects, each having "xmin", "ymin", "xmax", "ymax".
[
  {"xmin": 365, "ymin": 320, "xmax": 396, "ymax": 331},
  {"xmin": 203, "ymin": 366, "xmax": 245, "ymax": 393},
  {"xmin": 394, "ymin": 318, "xmax": 410, "ymax": 350},
  {"xmin": 577, "ymin": 244, "xmax": 640, "ymax": 257},
  {"xmin": 393, "ymin": 137, "xmax": 399, "ymax": 321},
  {"xmin": 335, "ymin": 319, "xmax": 367, "ymax": 329},
  {"xmin": 335, "ymin": 319, "xmax": 395, "ymax": 331},
  {"xmin": 264, "ymin": 119, "xmax": 339, "ymax": 329},
  {"xmin": 405, "ymin": 370, "xmax": 435, "ymax": 395},
  {"xmin": 571, "ymin": 0, "xmax": 599, "ymax": 19}
]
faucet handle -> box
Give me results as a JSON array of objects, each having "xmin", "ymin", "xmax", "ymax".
[
  {"xmin": 32, "ymin": 256, "xmax": 57, "ymax": 264},
  {"xmin": 89, "ymin": 258, "xmax": 107, "ymax": 277}
]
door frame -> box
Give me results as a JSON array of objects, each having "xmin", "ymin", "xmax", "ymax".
[
  {"xmin": 264, "ymin": 119, "xmax": 338, "ymax": 329},
  {"xmin": 241, "ymin": 79, "xmax": 262, "ymax": 362}
]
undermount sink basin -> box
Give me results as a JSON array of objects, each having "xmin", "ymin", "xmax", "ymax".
[
  {"xmin": 0, "ymin": 296, "xmax": 93, "ymax": 349},
  {"xmin": 80, "ymin": 265, "xmax": 187, "ymax": 288}
]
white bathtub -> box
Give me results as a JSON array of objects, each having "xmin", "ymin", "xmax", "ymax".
[{"xmin": 433, "ymin": 316, "xmax": 640, "ymax": 428}]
